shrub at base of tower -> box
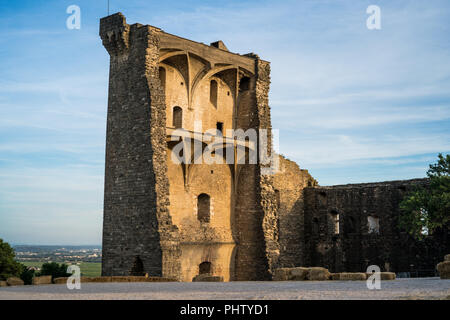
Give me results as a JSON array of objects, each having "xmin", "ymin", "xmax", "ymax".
[
  {"xmin": 39, "ymin": 262, "xmax": 70, "ymax": 281},
  {"xmin": 437, "ymin": 261, "xmax": 450, "ymax": 279}
]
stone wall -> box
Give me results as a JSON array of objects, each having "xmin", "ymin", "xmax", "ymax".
[
  {"xmin": 100, "ymin": 13, "xmax": 181, "ymax": 279},
  {"xmin": 303, "ymin": 179, "xmax": 449, "ymax": 275},
  {"xmin": 273, "ymin": 155, "xmax": 317, "ymax": 268}
]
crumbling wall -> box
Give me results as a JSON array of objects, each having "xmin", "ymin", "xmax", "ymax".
[
  {"xmin": 255, "ymin": 59, "xmax": 280, "ymax": 277},
  {"xmin": 233, "ymin": 73, "xmax": 270, "ymax": 280},
  {"xmin": 303, "ymin": 179, "xmax": 449, "ymax": 275},
  {"xmin": 273, "ymin": 155, "xmax": 317, "ymax": 267}
]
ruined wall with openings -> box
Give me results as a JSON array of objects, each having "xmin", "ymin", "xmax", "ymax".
[{"xmin": 303, "ymin": 179, "xmax": 449, "ymax": 275}]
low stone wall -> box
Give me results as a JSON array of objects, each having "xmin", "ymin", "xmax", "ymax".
[
  {"xmin": 437, "ymin": 255, "xmax": 450, "ymax": 279},
  {"xmin": 6, "ymin": 277, "xmax": 24, "ymax": 286},
  {"xmin": 192, "ymin": 274, "xmax": 224, "ymax": 282},
  {"xmin": 368, "ymin": 272, "xmax": 396, "ymax": 280},
  {"xmin": 303, "ymin": 179, "xmax": 450, "ymax": 276},
  {"xmin": 333, "ymin": 273, "xmax": 367, "ymax": 281},
  {"xmin": 32, "ymin": 275, "xmax": 52, "ymax": 285},
  {"xmin": 273, "ymin": 267, "xmax": 396, "ymax": 281},
  {"xmin": 273, "ymin": 267, "xmax": 329, "ymax": 281},
  {"xmin": 53, "ymin": 276, "xmax": 178, "ymax": 284}
]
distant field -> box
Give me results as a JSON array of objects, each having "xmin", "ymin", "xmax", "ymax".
[{"xmin": 22, "ymin": 261, "xmax": 102, "ymax": 277}]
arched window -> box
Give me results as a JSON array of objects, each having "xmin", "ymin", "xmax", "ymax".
[
  {"xmin": 210, "ymin": 80, "xmax": 218, "ymax": 108},
  {"xmin": 173, "ymin": 106, "xmax": 182, "ymax": 128},
  {"xmin": 197, "ymin": 193, "xmax": 211, "ymax": 223},
  {"xmin": 239, "ymin": 77, "xmax": 250, "ymax": 92},
  {"xmin": 159, "ymin": 67, "xmax": 166, "ymax": 92},
  {"xmin": 216, "ymin": 122, "xmax": 223, "ymax": 135},
  {"xmin": 199, "ymin": 261, "xmax": 212, "ymax": 275},
  {"xmin": 129, "ymin": 255, "xmax": 145, "ymax": 276},
  {"xmin": 330, "ymin": 210, "xmax": 340, "ymax": 235}
]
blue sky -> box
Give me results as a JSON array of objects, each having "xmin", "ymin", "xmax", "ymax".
[{"xmin": 0, "ymin": 0, "xmax": 449, "ymax": 245}]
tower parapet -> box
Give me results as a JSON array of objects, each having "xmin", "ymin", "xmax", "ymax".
[{"xmin": 100, "ymin": 13, "xmax": 130, "ymax": 56}]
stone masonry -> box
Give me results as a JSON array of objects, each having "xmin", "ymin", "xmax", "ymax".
[{"xmin": 100, "ymin": 13, "xmax": 278, "ymax": 281}]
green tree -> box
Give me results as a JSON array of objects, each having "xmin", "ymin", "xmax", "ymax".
[
  {"xmin": 20, "ymin": 265, "xmax": 35, "ymax": 285},
  {"xmin": 0, "ymin": 238, "xmax": 24, "ymax": 280},
  {"xmin": 399, "ymin": 153, "xmax": 450, "ymax": 239},
  {"xmin": 39, "ymin": 262, "xmax": 71, "ymax": 280}
]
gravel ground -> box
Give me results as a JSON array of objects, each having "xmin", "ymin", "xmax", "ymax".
[{"xmin": 0, "ymin": 278, "xmax": 449, "ymax": 300}]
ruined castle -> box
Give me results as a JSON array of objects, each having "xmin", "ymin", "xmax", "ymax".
[{"xmin": 100, "ymin": 13, "xmax": 448, "ymax": 281}]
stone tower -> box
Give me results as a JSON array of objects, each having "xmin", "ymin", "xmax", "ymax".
[{"xmin": 99, "ymin": 13, "xmax": 279, "ymax": 281}]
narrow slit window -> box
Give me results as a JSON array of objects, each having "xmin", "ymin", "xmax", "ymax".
[
  {"xmin": 159, "ymin": 67, "xmax": 166, "ymax": 93},
  {"xmin": 173, "ymin": 106, "xmax": 182, "ymax": 128},
  {"xmin": 330, "ymin": 210, "xmax": 340, "ymax": 235},
  {"xmin": 210, "ymin": 80, "xmax": 218, "ymax": 108},
  {"xmin": 197, "ymin": 193, "xmax": 211, "ymax": 223},
  {"xmin": 216, "ymin": 122, "xmax": 223, "ymax": 135}
]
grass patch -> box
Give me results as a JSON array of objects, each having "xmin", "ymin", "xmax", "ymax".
[{"xmin": 21, "ymin": 261, "xmax": 101, "ymax": 277}]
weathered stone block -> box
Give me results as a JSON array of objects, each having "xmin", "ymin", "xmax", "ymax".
[
  {"xmin": 272, "ymin": 268, "xmax": 291, "ymax": 281},
  {"xmin": 306, "ymin": 267, "xmax": 330, "ymax": 281},
  {"xmin": 6, "ymin": 277, "xmax": 24, "ymax": 286},
  {"xmin": 192, "ymin": 274, "xmax": 224, "ymax": 282},
  {"xmin": 0, "ymin": 281, "xmax": 7, "ymax": 287},
  {"xmin": 32, "ymin": 275, "xmax": 52, "ymax": 285},
  {"xmin": 338, "ymin": 273, "xmax": 367, "ymax": 281},
  {"xmin": 380, "ymin": 272, "xmax": 396, "ymax": 280},
  {"xmin": 366, "ymin": 272, "xmax": 396, "ymax": 281},
  {"xmin": 437, "ymin": 261, "xmax": 450, "ymax": 279},
  {"xmin": 53, "ymin": 277, "xmax": 68, "ymax": 284},
  {"xmin": 290, "ymin": 267, "xmax": 309, "ymax": 281}
]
